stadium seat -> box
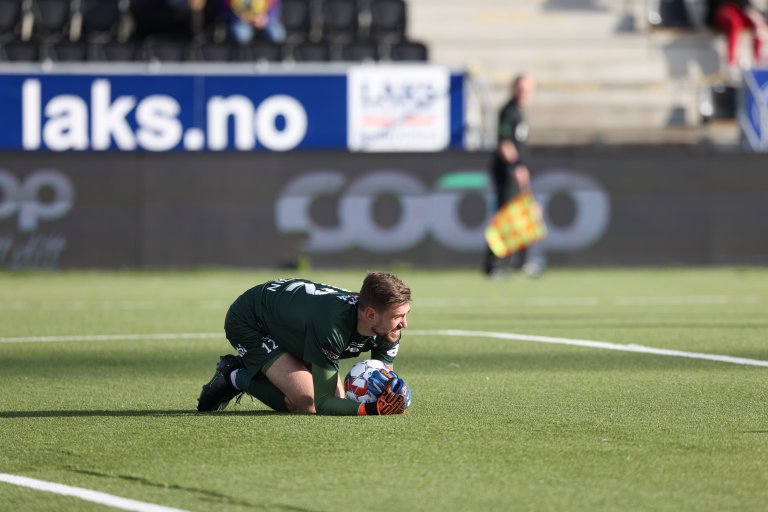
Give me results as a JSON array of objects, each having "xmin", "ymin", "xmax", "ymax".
[
  {"xmin": 0, "ymin": 0, "xmax": 23, "ymax": 36},
  {"xmin": 142, "ymin": 36, "xmax": 190, "ymax": 62},
  {"xmin": 130, "ymin": 0, "xmax": 194, "ymax": 39},
  {"xmin": 647, "ymin": 0, "xmax": 692, "ymax": 29},
  {"xmin": 321, "ymin": 0, "xmax": 359, "ymax": 42},
  {"xmin": 79, "ymin": 0, "xmax": 124, "ymax": 42},
  {"xmin": 291, "ymin": 40, "xmax": 330, "ymax": 61},
  {"xmin": 1, "ymin": 38, "xmax": 42, "ymax": 61},
  {"xmin": 700, "ymin": 82, "xmax": 736, "ymax": 122},
  {"xmin": 369, "ymin": 0, "xmax": 405, "ymax": 42},
  {"xmin": 282, "ymin": 0, "xmax": 313, "ymax": 42},
  {"xmin": 88, "ymin": 39, "xmax": 140, "ymax": 61},
  {"xmin": 32, "ymin": 0, "xmax": 74, "ymax": 40},
  {"xmin": 238, "ymin": 40, "xmax": 283, "ymax": 62},
  {"xmin": 191, "ymin": 41, "xmax": 236, "ymax": 62},
  {"xmin": 49, "ymin": 40, "xmax": 89, "ymax": 61},
  {"xmin": 388, "ymin": 39, "xmax": 427, "ymax": 61},
  {"xmin": 336, "ymin": 38, "xmax": 379, "ymax": 62}
]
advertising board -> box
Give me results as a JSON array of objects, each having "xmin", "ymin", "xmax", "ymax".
[
  {"xmin": 742, "ymin": 68, "xmax": 768, "ymax": 151},
  {"xmin": 1, "ymin": 149, "xmax": 767, "ymax": 269},
  {"xmin": 0, "ymin": 65, "xmax": 464, "ymax": 152}
]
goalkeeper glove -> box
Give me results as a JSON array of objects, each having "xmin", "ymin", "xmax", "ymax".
[
  {"xmin": 367, "ymin": 367, "xmax": 398, "ymax": 398},
  {"xmin": 358, "ymin": 377, "xmax": 411, "ymax": 416}
]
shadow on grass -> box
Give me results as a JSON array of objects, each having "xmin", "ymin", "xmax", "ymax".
[
  {"xmin": 0, "ymin": 409, "xmax": 281, "ymax": 418},
  {"xmin": 67, "ymin": 467, "xmax": 316, "ymax": 511}
]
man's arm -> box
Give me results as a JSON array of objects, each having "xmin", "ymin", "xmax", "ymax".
[
  {"xmin": 312, "ymin": 365, "xmax": 361, "ymax": 416},
  {"xmin": 498, "ymin": 139, "xmax": 519, "ymax": 164}
]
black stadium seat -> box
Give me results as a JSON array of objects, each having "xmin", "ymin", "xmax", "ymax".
[
  {"xmin": 369, "ymin": 0, "xmax": 406, "ymax": 42},
  {"xmin": 1, "ymin": 38, "xmax": 42, "ymax": 61},
  {"xmin": 80, "ymin": 0, "xmax": 123, "ymax": 41},
  {"xmin": 282, "ymin": 0, "xmax": 313, "ymax": 43},
  {"xmin": 337, "ymin": 38, "xmax": 379, "ymax": 62},
  {"xmin": 32, "ymin": 0, "xmax": 74, "ymax": 40},
  {"xmin": 239, "ymin": 40, "xmax": 283, "ymax": 62},
  {"xmin": 291, "ymin": 40, "xmax": 330, "ymax": 61},
  {"xmin": 142, "ymin": 36, "xmax": 190, "ymax": 62},
  {"xmin": 49, "ymin": 40, "xmax": 89, "ymax": 61},
  {"xmin": 0, "ymin": 0, "xmax": 23, "ymax": 35},
  {"xmin": 647, "ymin": 0, "xmax": 692, "ymax": 28},
  {"xmin": 389, "ymin": 39, "xmax": 427, "ymax": 61},
  {"xmin": 88, "ymin": 39, "xmax": 140, "ymax": 61},
  {"xmin": 192, "ymin": 41, "xmax": 236, "ymax": 62},
  {"xmin": 321, "ymin": 0, "xmax": 359, "ymax": 42}
]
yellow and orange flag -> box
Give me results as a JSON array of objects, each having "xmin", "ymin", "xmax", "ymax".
[{"xmin": 484, "ymin": 193, "xmax": 547, "ymax": 258}]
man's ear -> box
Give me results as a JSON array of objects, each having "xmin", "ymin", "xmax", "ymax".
[{"xmin": 364, "ymin": 306, "xmax": 377, "ymax": 322}]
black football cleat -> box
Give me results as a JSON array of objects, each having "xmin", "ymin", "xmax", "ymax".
[{"xmin": 197, "ymin": 354, "xmax": 245, "ymax": 412}]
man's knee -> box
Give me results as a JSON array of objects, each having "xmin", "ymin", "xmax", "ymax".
[
  {"xmin": 265, "ymin": 353, "xmax": 316, "ymax": 413},
  {"xmin": 285, "ymin": 394, "xmax": 315, "ymax": 414}
]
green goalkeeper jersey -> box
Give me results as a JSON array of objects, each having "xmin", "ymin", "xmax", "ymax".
[{"xmin": 229, "ymin": 278, "xmax": 400, "ymax": 415}]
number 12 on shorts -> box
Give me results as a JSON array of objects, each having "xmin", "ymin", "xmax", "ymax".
[{"xmin": 261, "ymin": 337, "xmax": 278, "ymax": 354}]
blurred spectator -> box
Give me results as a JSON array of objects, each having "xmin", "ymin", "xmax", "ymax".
[
  {"xmin": 222, "ymin": 0, "xmax": 286, "ymax": 44},
  {"xmin": 482, "ymin": 74, "xmax": 541, "ymax": 278},
  {"xmin": 706, "ymin": 0, "xmax": 768, "ymax": 73}
]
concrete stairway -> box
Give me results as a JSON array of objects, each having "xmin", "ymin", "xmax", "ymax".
[{"xmin": 408, "ymin": 0, "xmax": 740, "ymax": 146}]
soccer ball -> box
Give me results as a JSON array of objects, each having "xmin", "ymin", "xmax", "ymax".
[{"xmin": 344, "ymin": 359, "xmax": 388, "ymax": 403}]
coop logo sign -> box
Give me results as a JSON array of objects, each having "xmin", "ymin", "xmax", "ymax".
[
  {"xmin": 0, "ymin": 169, "xmax": 72, "ymax": 269},
  {"xmin": 20, "ymin": 79, "xmax": 308, "ymax": 151},
  {"xmin": 275, "ymin": 169, "xmax": 610, "ymax": 254},
  {"xmin": 0, "ymin": 169, "xmax": 74, "ymax": 231}
]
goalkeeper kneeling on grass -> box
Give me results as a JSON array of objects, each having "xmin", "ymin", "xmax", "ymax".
[{"xmin": 197, "ymin": 272, "xmax": 412, "ymax": 416}]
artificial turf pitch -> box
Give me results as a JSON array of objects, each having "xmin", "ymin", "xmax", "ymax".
[{"xmin": 0, "ymin": 268, "xmax": 766, "ymax": 511}]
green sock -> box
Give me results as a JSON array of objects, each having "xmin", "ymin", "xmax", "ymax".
[
  {"xmin": 246, "ymin": 373, "xmax": 288, "ymax": 413},
  {"xmin": 234, "ymin": 368, "xmax": 254, "ymax": 391}
]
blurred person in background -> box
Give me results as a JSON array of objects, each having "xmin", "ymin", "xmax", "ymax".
[
  {"xmin": 706, "ymin": 0, "xmax": 768, "ymax": 75},
  {"xmin": 222, "ymin": 0, "xmax": 286, "ymax": 43},
  {"xmin": 482, "ymin": 73, "xmax": 541, "ymax": 279}
]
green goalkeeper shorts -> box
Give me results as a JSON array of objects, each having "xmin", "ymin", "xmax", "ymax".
[{"xmin": 224, "ymin": 287, "xmax": 284, "ymax": 375}]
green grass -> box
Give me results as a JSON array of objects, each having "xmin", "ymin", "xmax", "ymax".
[{"xmin": 0, "ymin": 268, "xmax": 767, "ymax": 511}]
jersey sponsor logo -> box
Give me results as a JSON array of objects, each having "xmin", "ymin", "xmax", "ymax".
[
  {"xmin": 341, "ymin": 339, "xmax": 367, "ymax": 357},
  {"xmin": 321, "ymin": 346, "xmax": 340, "ymax": 363},
  {"xmin": 386, "ymin": 344, "xmax": 399, "ymax": 358}
]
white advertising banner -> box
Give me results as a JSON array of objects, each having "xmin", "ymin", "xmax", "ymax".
[{"xmin": 347, "ymin": 65, "xmax": 451, "ymax": 151}]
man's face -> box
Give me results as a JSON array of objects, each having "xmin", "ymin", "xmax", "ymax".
[
  {"xmin": 514, "ymin": 76, "xmax": 535, "ymax": 107},
  {"xmin": 371, "ymin": 302, "xmax": 411, "ymax": 343}
]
